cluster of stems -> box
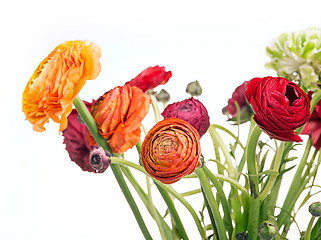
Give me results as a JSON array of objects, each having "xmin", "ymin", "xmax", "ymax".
[{"xmin": 73, "ymin": 89, "xmax": 321, "ymax": 239}]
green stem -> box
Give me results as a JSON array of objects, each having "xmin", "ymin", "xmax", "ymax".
[
  {"xmin": 110, "ymin": 164, "xmax": 153, "ymax": 240},
  {"xmin": 211, "ymin": 124, "xmax": 245, "ymax": 150},
  {"xmin": 111, "ymin": 157, "xmax": 205, "ymax": 239},
  {"xmin": 209, "ymin": 126, "xmax": 237, "ymax": 179},
  {"xmin": 203, "ymin": 166, "xmax": 234, "ymax": 238},
  {"xmin": 146, "ymin": 176, "xmax": 167, "ymax": 240},
  {"xmin": 73, "ymin": 95, "xmax": 112, "ymax": 153},
  {"xmin": 305, "ymin": 216, "xmax": 315, "ymax": 240},
  {"xmin": 246, "ymin": 126, "xmax": 262, "ymax": 239},
  {"xmin": 120, "ymin": 165, "xmax": 172, "ymax": 239},
  {"xmin": 73, "ymin": 96, "xmax": 152, "ymax": 240},
  {"xmin": 277, "ymin": 137, "xmax": 312, "ymax": 228},
  {"xmin": 195, "ymin": 168, "xmax": 228, "ymax": 240},
  {"xmin": 154, "ymin": 183, "xmax": 189, "ymax": 240},
  {"xmin": 260, "ymin": 141, "xmax": 285, "ymax": 201},
  {"xmin": 149, "ymin": 93, "xmax": 162, "ymax": 122}
]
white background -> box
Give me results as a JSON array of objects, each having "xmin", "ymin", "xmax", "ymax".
[{"xmin": 1, "ymin": 0, "xmax": 321, "ymax": 239}]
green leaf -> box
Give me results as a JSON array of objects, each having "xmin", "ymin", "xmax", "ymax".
[{"xmin": 311, "ymin": 217, "xmax": 321, "ymax": 240}]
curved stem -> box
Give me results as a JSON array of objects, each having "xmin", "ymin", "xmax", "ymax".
[
  {"xmin": 149, "ymin": 92, "xmax": 162, "ymax": 122},
  {"xmin": 111, "ymin": 157, "xmax": 206, "ymax": 239},
  {"xmin": 260, "ymin": 141, "xmax": 285, "ymax": 201},
  {"xmin": 277, "ymin": 137, "xmax": 312, "ymax": 227},
  {"xmin": 211, "ymin": 124, "xmax": 245, "ymax": 150},
  {"xmin": 209, "ymin": 126, "xmax": 237, "ymax": 179},
  {"xmin": 73, "ymin": 96, "xmax": 152, "ymax": 240},
  {"xmin": 246, "ymin": 125, "xmax": 262, "ymax": 239},
  {"xmin": 305, "ymin": 216, "xmax": 315, "ymax": 240},
  {"xmin": 195, "ymin": 168, "xmax": 228, "ymax": 240},
  {"xmin": 120, "ymin": 165, "xmax": 172, "ymax": 239}
]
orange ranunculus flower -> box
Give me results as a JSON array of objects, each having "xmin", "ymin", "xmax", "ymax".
[
  {"xmin": 141, "ymin": 117, "xmax": 201, "ymax": 184},
  {"xmin": 22, "ymin": 40, "xmax": 101, "ymax": 132},
  {"xmin": 87, "ymin": 84, "xmax": 151, "ymax": 154}
]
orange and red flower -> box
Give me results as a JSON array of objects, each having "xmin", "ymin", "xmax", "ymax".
[
  {"xmin": 87, "ymin": 84, "xmax": 151, "ymax": 154},
  {"xmin": 141, "ymin": 117, "xmax": 201, "ymax": 184},
  {"xmin": 22, "ymin": 40, "xmax": 101, "ymax": 132}
]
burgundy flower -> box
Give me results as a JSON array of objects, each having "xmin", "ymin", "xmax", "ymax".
[
  {"xmin": 126, "ymin": 65, "xmax": 172, "ymax": 92},
  {"xmin": 245, "ymin": 77, "xmax": 310, "ymax": 142},
  {"xmin": 161, "ymin": 98, "xmax": 210, "ymax": 137},
  {"xmin": 301, "ymin": 92, "xmax": 321, "ymax": 149},
  {"xmin": 62, "ymin": 100, "xmax": 97, "ymax": 173},
  {"xmin": 223, "ymin": 81, "xmax": 252, "ymax": 123}
]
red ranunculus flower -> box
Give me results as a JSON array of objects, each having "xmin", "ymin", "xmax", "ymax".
[
  {"xmin": 224, "ymin": 81, "xmax": 252, "ymax": 123},
  {"xmin": 161, "ymin": 98, "xmax": 210, "ymax": 137},
  {"xmin": 141, "ymin": 117, "xmax": 201, "ymax": 184},
  {"xmin": 301, "ymin": 92, "xmax": 321, "ymax": 149},
  {"xmin": 62, "ymin": 100, "xmax": 97, "ymax": 173},
  {"xmin": 126, "ymin": 66, "xmax": 172, "ymax": 92},
  {"xmin": 245, "ymin": 77, "xmax": 310, "ymax": 142}
]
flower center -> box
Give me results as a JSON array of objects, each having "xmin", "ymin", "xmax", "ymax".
[
  {"xmin": 285, "ymin": 85, "xmax": 298, "ymax": 106},
  {"xmin": 155, "ymin": 135, "xmax": 178, "ymax": 155},
  {"xmin": 90, "ymin": 154, "xmax": 101, "ymax": 166}
]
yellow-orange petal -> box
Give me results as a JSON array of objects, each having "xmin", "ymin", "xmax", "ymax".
[{"xmin": 22, "ymin": 40, "xmax": 101, "ymax": 132}]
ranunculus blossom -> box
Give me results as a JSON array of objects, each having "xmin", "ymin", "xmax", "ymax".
[
  {"xmin": 161, "ymin": 98, "xmax": 210, "ymax": 137},
  {"xmin": 87, "ymin": 84, "xmax": 151, "ymax": 154},
  {"xmin": 126, "ymin": 66, "xmax": 172, "ymax": 92},
  {"xmin": 223, "ymin": 81, "xmax": 252, "ymax": 123},
  {"xmin": 141, "ymin": 117, "xmax": 201, "ymax": 184},
  {"xmin": 245, "ymin": 76, "xmax": 310, "ymax": 142},
  {"xmin": 62, "ymin": 100, "xmax": 97, "ymax": 173},
  {"xmin": 301, "ymin": 92, "xmax": 321, "ymax": 150},
  {"xmin": 22, "ymin": 40, "xmax": 101, "ymax": 132}
]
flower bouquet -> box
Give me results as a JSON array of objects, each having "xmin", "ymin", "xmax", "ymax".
[{"xmin": 22, "ymin": 28, "xmax": 321, "ymax": 239}]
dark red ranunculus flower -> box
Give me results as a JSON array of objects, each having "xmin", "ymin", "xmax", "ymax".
[
  {"xmin": 245, "ymin": 77, "xmax": 310, "ymax": 142},
  {"xmin": 161, "ymin": 98, "xmax": 210, "ymax": 137},
  {"xmin": 224, "ymin": 81, "xmax": 252, "ymax": 123},
  {"xmin": 301, "ymin": 92, "xmax": 321, "ymax": 149},
  {"xmin": 126, "ymin": 65, "xmax": 172, "ymax": 92},
  {"xmin": 62, "ymin": 100, "xmax": 97, "ymax": 173}
]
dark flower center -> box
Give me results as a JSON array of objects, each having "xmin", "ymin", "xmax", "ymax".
[
  {"xmin": 90, "ymin": 154, "xmax": 101, "ymax": 166},
  {"xmin": 285, "ymin": 85, "xmax": 298, "ymax": 106}
]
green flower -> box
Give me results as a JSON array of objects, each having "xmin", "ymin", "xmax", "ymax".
[{"xmin": 266, "ymin": 27, "xmax": 321, "ymax": 90}]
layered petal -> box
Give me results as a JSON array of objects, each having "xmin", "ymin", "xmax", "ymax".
[
  {"xmin": 245, "ymin": 76, "xmax": 310, "ymax": 142},
  {"xmin": 22, "ymin": 40, "xmax": 101, "ymax": 132},
  {"xmin": 141, "ymin": 117, "xmax": 201, "ymax": 184},
  {"xmin": 161, "ymin": 98, "xmax": 210, "ymax": 137},
  {"xmin": 88, "ymin": 84, "xmax": 151, "ymax": 154}
]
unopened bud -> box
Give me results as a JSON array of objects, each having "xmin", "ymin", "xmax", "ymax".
[
  {"xmin": 236, "ymin": 232, "xmax": 249, "ymax": 240},
  {"xmin": 186, "ymin": 80, "xmax": 202, "ymax": 97},
  {"xmin": 258, "ymin": 221, "xmax": 278, "ymax": 240},
  {"xmin": 156, "ymin": 89, "xmax": 170, "ymax": 103},
  {"xmin": 309, "ymin": 202, "xmax": 321, "ymax": 217},
  {"xmin": 89, "ymin": 146, "xmax": 111, "ymax": 173}
]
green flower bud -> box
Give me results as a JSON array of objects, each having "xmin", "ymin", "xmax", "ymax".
[
  {"xmin": 309, "ymin": 202, "xmax": 321, "ymax": 217},
  {"xmin": 186, "ymin": 80, "xmax": 202, "ymax": 97},
  {"xmin": 156, "ymin": 89, "xmax": 170, "ymax": 103},
  {"xmin": 258, "ymin": 221, "xmax": 278, "ymax": 240}
]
